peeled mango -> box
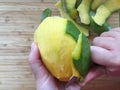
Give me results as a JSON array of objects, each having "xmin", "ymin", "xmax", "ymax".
[{"xmin": 34, "ymin": 16, "xmax": 90, "ymax": 81}]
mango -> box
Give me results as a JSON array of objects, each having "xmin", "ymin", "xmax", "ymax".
[{"xmin": 34, "ymin": 16, "xmax": 90, "ymax": 81}]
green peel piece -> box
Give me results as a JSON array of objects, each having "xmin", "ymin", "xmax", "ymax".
[
  {"xmin": 91, "ymin": 0, "xmax": 103, "ymax": 10},
  {"xmin": 92, "ymin": 5, "xmax": 111, "ymax": 26},
  {"xmin": 66, "ymin": 21, "xmax": 80, "ymax": 41},
  {"xmin": 65, "ymin": 0, "xmax": 77, "ymax": 19},
  {"xmin": 72, "ymin": 34, "xmax": 82, "ymax": 60},
  {"xmin": 77, "ymin": 0, "xmax": 92, "ymax": 24},
  {"xmin": 75, "ymin": 0, "xmax": 82, "ymax": 8},
  {"xmin": 72, "ymin": 33, "xmax": 90, "ymax": 80},
  {"xmin": 55, "ymin": 0, "xmax": 89, "ymax": 36},
  {"xmin": 41, "ymin": 8, "xmax": 51, "ymax": 22},
  {"xmin": 90, "ymin": 11, "xmax": 112, "ymax": 34},
  {"xmin": 92, "ymin": 0, "xmax": 120, "ymax": 26}
]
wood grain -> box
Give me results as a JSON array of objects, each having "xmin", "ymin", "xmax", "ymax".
[{"xmin": 0, "ymin": 0, "xmax": 120, "ymax": 90}]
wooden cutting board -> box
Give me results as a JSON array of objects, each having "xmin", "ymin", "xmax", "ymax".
[{"xmin": 0, "ymin": 0, "xmax": 120, "ymax": 90}]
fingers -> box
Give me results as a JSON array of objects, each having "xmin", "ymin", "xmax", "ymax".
[
  {"xmin": 65, "ymin": 83, "xmax": 80, "ymax": 90},
  {"xmin": 80, "ymin": 66, "xmax": 105, "ymax": 86},
  {"xmin": 92, "ymin": 36, "xmax": 115, "ymax": 50},
  {"xmin": 109, "ymin": 27, "xmax": 120, "ymax": 32},
  {"xmin": 28, "ymin": 43, "xmax": 49, "ymax": 81},
  {"xmin": 100, "ymin": 28, "xmax": 120, "ymax": 39},
  {"xmin": 91, "ymin": 46, "xmax": 114, "ymax": 66},
  {"xmin": 91, "ymin": 27, "xmax": 120, "ymax": 67}
]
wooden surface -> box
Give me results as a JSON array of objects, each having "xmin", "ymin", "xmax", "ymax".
[{"xmin": 0, "ymin": 0, "xmax": 120, "ymax": 90}]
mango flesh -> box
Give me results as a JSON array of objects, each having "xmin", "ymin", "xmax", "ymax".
[{"xmin": 34, "ymin": 16, "xmax": 80, "ymax": 81}]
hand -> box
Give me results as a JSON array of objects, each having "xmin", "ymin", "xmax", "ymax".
[
  {"xmin": 28, "ymin": 43, "xmax": 81, "ymax": 90},
  {"xmin": 82, "ymin": 28, "xmax": 120, "ymax": 85}
]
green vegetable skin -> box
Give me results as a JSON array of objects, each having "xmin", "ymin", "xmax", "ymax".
[
  {"xmin": 34, "ymin": 17, "xmax": 90, "ymax": 81},
  {"xmin": 77, "ymin": 0, "xmax": 92, "ymax": 24},
  {"xmin": 92, "ymin": 0, "xmax": 120, "ymax": 26}
]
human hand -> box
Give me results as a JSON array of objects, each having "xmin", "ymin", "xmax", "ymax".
[
  {"xmin": 82, "ymin": 28, "xmax": 120, "ymax": 85},
  {"xmin": 28, "ymin": 43, "xmax": 81, "ymax": 90}
]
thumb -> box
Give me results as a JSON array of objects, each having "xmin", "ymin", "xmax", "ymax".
[
  {"xmin": 28, "ymin": 43, "xmax": 49, "ymax": 81},
  {"xmin": 28, "ymin": 43, "xmax": 60, "ymax": 90}
]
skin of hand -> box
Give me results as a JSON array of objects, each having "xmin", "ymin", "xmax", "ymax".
[
  {"xmin": 28, "ymin": 43, "xmax": 81, "ymax": 90},
  {"xmin": 81, "ymin": 28, "xmax": 120, "ymax": 85}
]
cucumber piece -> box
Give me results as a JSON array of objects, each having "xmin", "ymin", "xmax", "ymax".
[
  {"xmin": 41, "ymin": 8, "xmax": 51, "ymax": 22},
  {"xmin": 92, "ymin": 0, "xmax": 120, "ymax": 26},
  {"xmin": 77, "ymin": 0, "xmax": 92, "ymax": 24},
  {"xmin": 72, "ymin": 33, "xmax": 90, "ymax": 81}
]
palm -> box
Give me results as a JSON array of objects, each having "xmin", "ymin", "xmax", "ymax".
[
  {"xmin": 29, "ymin": 43, "xmax": 80, "ymax": 90},
  {"xmin": 36, "ymin": 72, "xmax": 80, "ymax": 90}
]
